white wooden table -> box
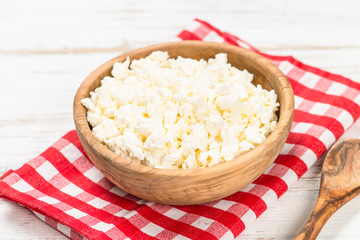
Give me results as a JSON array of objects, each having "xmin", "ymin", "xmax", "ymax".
[{"xmin": 1, "ymin": 0, "xmax": 360, "ymax": 239}]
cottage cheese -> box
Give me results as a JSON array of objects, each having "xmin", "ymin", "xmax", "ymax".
[{"xmin": 81, "ymin": 51, "xmax": 279, "ymax": 169}]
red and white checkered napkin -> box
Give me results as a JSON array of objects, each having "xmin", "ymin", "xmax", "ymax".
[{"xmin": 2, "ymin": 19, "xmax": 360, "ymax": 240}]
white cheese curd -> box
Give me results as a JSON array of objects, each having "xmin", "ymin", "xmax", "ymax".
[{"xmin": 81, "ymin": 51, "xmax": 280, "ymax": 169}]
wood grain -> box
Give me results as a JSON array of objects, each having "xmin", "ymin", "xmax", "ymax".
[
  {"xmin": 296, "ymin": 139, "xmax": 360, "ymax": 240},
  {"xmin": 73, "ymin": 41, "xmax": 294, "ymax": 205}
]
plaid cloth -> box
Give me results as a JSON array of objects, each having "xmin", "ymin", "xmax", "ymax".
[{"xmin": 1, "ymin": 19, "xmax": 360, "ymax": 240}]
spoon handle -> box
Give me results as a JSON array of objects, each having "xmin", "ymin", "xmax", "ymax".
[{"xmin": 295, "ymin": 197, "xmax": 337, "ymax": 240}]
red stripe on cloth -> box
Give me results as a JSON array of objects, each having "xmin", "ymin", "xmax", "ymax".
[
  {"xmin": 192, "ymin": 23, "xmax": 213, "ymax": 39},
  {"xmin": 50, "ymin": 146, "xmax": 219, "ymax": 239},
  {"xmin": 176, "ymin": 204, "xmax": 241, "ymax": 233},
  {"xmin": 191, "ymin": 19, "xmax": 259, "ymax": 52},
  {"xmin": 224, "ymin": 192, "xmax": 267, "ymax": 218},
  {"xmin": 0, "ymin": 169, "xmax": 14, "ymax": 180},
  {"xmin": 191, "ymin": 19, "xmax": 360, "ymax": 91},
  {"xmin": 42, "ymin": 147, "xmax": 139, "ymax": 210},
  {"xmin": 70, "ymin": 228, "xmax": 85, "ymax": 240},
  {"xmin": 275, "ymin": 155, "xmax": 308, "ymax": 178},
  {"xmin": 44, "ymin": 216, "xmax": 59, "ymax": 231},
  {"xmin": 41, "ymin": 214, "xmax": 85, "ymax": 240},
  {"xmin": 222, "ymin": 32, "xmax": 257, "ymax": 51},
  {"xmin": 293, "ymin": 110, "xmax": 345, "ymax": 139},
  {"xmin": 343, "ymin": 87, "xmax": 360, "ymax": 102},
  {"xmin": 12, "ymin": 164, "xmax": 152, "ymax": 240},
  {"xmin": 137, "ymin": 205, "xmax": 218, "ymax": 240},
  {"xmin": 49, "ymin": 146, "xmax": 221, "ymax": 239},
  {"xmin": 42, "ymin": 147, "xmax": 209, "ymax": 239},
  {"xmin": 227, "ymin": 217, "xmax": 246, "ymax": 237},
  {"xmin": 114, "ymin": 220, "xmax": 158, "ymax": 240},
  {"xmin": 261, "ymin": 53, "xmax": 360, "ymax": 91},
  {"xmin": 177, "ymin": 30, "xmax": 202, "ymax": 40},
  {"xmin": 16, "ymin": 163, "xmax": 117, "ymax": 216},
  {"xmin": 0, "ymin": 180, "xmax": 111, "ymax": 240},
  {"xmin": 193, "ymin": 19, "xmax": 240, "ymax": 47},
  {"xmin": 314, "ymin": 77, "xmax": 332, "ymax": 93},
  {"xmin": 62, "ymin": 130, "xmax": 88, "ymax": 156},
  {"xmin": 194, "ymin": 19, "xmax": 227, "ymax": 39},
  {"xmin": 289, "ymin": 77, "xmax": 360, "ymax": 120},
  {"xmin": 286, "ymin": 132, "xmax": 326, "ymax": 158},
  {"xmin": 61, "ymin": 131, "xmax": 243, "ymax": 238},
  {"xmin": 253, "ymin": 174, "xmax": 288, "ymax": 198}
]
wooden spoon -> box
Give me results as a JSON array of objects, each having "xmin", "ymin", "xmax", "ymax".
[{"xmin": 295, "ymin": 139, "xmax": 360, "ymax": 240}]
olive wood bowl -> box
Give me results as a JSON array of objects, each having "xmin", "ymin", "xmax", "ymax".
[{"xmin": 73, "ymin": 41, "xmax": 294, "ymax": 205}]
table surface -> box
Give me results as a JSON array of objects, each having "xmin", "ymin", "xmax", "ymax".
[{"xmin": 1, "ymin": 0, "xmax": 360, "ymax": 239}]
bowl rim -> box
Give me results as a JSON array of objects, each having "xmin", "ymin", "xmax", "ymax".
[{"xmin": 73, "ymin": 40, "xmax": 294, "ymax": 178}]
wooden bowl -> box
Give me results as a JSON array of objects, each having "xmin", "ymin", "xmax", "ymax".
[{"xmin": 73, "ymin": 41, "xmax": 294, "ymax": 205}]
